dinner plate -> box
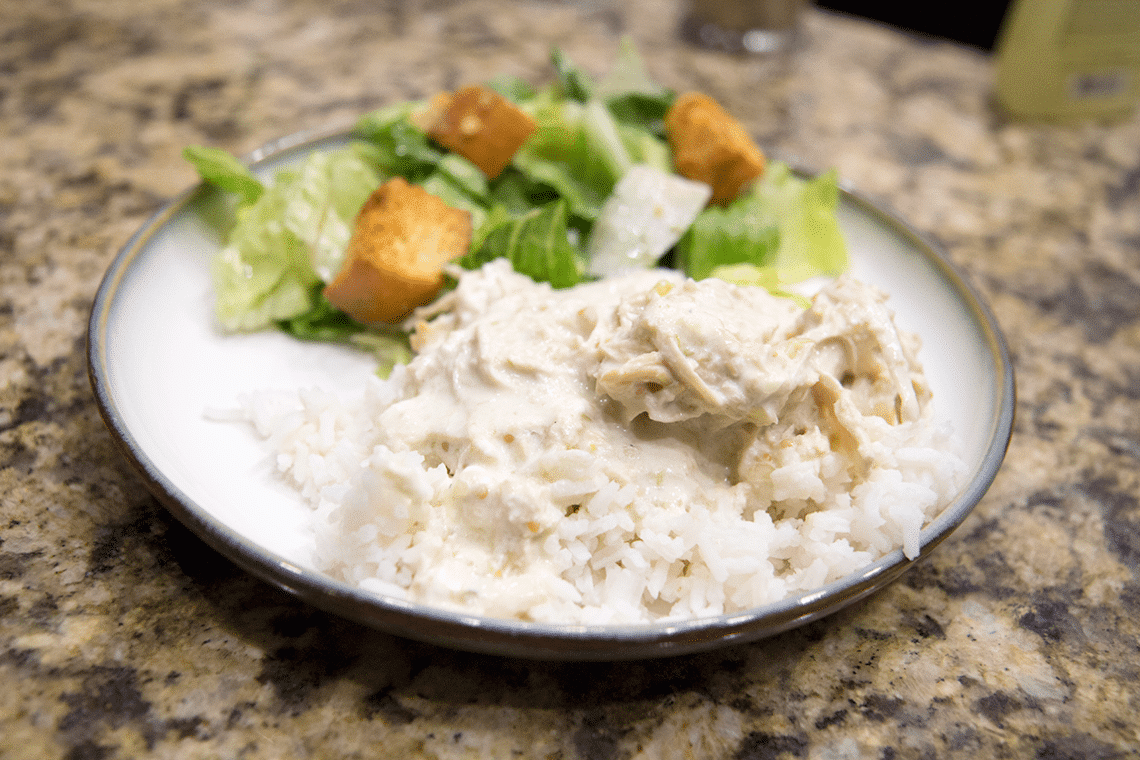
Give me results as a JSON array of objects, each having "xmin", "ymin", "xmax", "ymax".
[{"xmin": 88, "ymin": 127, "xmax": 1015, "ymax": 660}]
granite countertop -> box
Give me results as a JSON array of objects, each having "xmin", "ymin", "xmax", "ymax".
[{"xmin": 3, "ymin": 0, "xmax": 1139, "ymax": 757}]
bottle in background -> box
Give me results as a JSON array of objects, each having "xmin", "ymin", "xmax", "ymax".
[{"xmin": 994, "ymin": 0, "xmax": 1140, "ymax": 121}]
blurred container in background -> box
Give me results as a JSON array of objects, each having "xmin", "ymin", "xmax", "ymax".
[
  {"xmin": 815, "ymin": 0, "xmax": 1011, "ymax": 49},
  {"xmin": 680, "ymin": 0, "xmax": 811, "ymax": 53},
  {"xmin": 994, "ymin": 0, "xmax": 1140, "ymax": 121}
]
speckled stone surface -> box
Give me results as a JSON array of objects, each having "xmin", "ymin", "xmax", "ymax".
[{"xmin": 3, "ymin": 0, "xmax": 1140, "ymax": 757}]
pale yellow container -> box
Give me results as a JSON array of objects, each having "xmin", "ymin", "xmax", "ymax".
[{"xmin": 994, "ymin": 0, "xmax": 1140, "ymax": 121}]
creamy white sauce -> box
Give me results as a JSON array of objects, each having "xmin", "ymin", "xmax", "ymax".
[{"xmin": 250, "ymin": 259, "xmax": 962, "ymax": 623}]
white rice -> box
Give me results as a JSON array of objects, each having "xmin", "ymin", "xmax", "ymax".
[{"xmin": 229, "ymin": 261, "xmax": 967, "ymax": 625}]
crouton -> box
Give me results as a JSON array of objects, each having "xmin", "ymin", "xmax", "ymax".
[
  {"xmin": 323, "ymin": 178, "xmax": 471, "ymax": 325},
  {"xmin": 416, "ymin": 84, "xmax": 537, "ymax": 179},
  {"xmin": 665, "ymin": 92, "xmax": 766, "ymax": 205}
]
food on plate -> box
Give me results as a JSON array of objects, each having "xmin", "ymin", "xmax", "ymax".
[
  {"xmin": 185, "ymin": 39, "xmax": 848, "ymax": 349},
  {"xmin": 666, "ymin": 91, "xmax": 767, "ymax": 205},
  {"xmin": 236, "ymin": 261, "xmax": 964, "ymax": 623},
  {"xmin": 188, "ymin": 41, "xmax": 963, "ymax": 624},
  {"xmin": 323, "ymin": 178, "xmax": 472, "ymax": 324}
]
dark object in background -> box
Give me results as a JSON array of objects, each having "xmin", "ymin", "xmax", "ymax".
[{"xmin": 816, "ymin": 0, "xmax": 1013, "ymax": 49}]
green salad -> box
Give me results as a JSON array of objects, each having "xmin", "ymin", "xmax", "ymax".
[{"xmin": 185, "ymin": 40, "xmax": 847, "ymax": 372}]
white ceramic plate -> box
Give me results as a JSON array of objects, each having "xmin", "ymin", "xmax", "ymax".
[{"xmin": 89, "ymin": 128, "xmax": 1015, "ymax": 660}]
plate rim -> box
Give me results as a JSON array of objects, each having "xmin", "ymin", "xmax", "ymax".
[{"xmin": 87, "ymin": 125, "xmax": 1016, "ymax": 660}]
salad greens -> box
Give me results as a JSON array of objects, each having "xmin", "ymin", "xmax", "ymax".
[
  {"xmin": 459, "ymin": 200, "xmax": 581, "ymax": 289},
  {"xmin": 184, "ymin": 39, "xmax": 848, "ymax": 364},
  {"xmin": 204, "ymin": 143, "xmax": 383, "ymax": 333}
]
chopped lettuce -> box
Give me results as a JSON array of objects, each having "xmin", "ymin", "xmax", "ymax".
[
  {"xmin": 433, "ymin": 152, "xmax": 491, "ymax": 203},
  {"xmin": 190, "ymin": 40, "xmax": 850, "ymax": 367},
  {"xmin": 582, "ymin": 99, "xmax": 635, "ymax": 181},
  {"xmin": 506, "ymin": 154, "xmax": 605, "ymax": 222},
  {"xmin": 461, "ymin": 200, "xmax": 582, "ymax": 288},
  {"xmin": 203, "ymin": 147, "xmax": 382, "ymax": 332},
  {"xmin": 485, "ymin": 167, "xmax": 562, "ymax": 215},
  {"xmin": 349, "ymin": 331, "xmax": 414, "ymax": 379},
  {"xmin": 675, "ymin": 194, "xmax": 780, "ymax": 281},
  {"xmin": 619, "ymin": 122, "xmax": 673, "ymax": 173},
  {"xmin": 418, "ymin": 153, "xmax": 492, "ymax": 230},
  {"xmin": 183, "ymin": 145, "xmax": 265, "ymax": 206},
  {"xmin": 290, "ymin": 149, "xmax": 383, "ymax": 281},
  {"xmin": 211, "ymin": 182, "xmax": 321, "ymax": 332},
  {"xmin": 486, "ymin": 74, "xmax": 539, "ymax": 103},
  {"xmin": 514, "ymin": 97, "xmax": 621, "ymax": 218},
  {"xmin": 677, "ymin": 160, "xmax": 847, "ymax": 286},
  {"xmin": 353, "ymin": 101, "xmax": 443, "ymax": 182},
  {"xmin": 510, "ymin": 95, "xmax": 668, "ymax": 225},
  {"xmin": 754, "ymin": 163, "xmax": 848, "ymax": 283},
  {"xmin": 594, "ymin": 37, "xmax": 670, "ymax": 102},
  {"xmin": 709, "ymin": 263, "xmax": 811, "ymax": 308},
  {"xmin": 274, "ymin": 287, "xmax": 412, "ymax": 378},
  {"xmin": 275, "ymin": 286, "xmax": 369, "ymax": 342},
  {"xmin": 511, "ymin": 43, "xmax": 675, "ymax": 228},
  {"xmin": 594, "ymin": 36, "xmax": 675, "ymax": 141},
  {"xmin": 550, "ymin": 48, "xmax": 595, "ymax": 103}
]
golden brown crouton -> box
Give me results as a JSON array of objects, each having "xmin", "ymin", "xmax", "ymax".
[
  {"xmin": 323, "ymin": 178, "xmax": 472, "ymax": 325},
  {"xmin": 417, "ymin": 85, "xmax": 537, "ymax": 179},
  {"xmin": 665, "ymin": 92, "xmax": 766, "ymax": 205}
]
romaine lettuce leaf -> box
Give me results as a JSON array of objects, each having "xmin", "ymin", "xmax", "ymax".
[
  {"xmin": 618, "ymin": 122, "xmax": 673, "ymax": 173},
  {"xmin": 518, "ymin": 44, "xmax": 673, "ymax": 229},
  {"xmin": 212, "ymin": 180, "xmax": 320, "ymax": 332},
  {"xmin": 511, "ymin": 96, "xmax": 631, "ymax": 227},
  {"xmin": 753, "ymin": 162, "xmax": 847, "ymax": 283},
  {"xmin": 287, "ymin": 149, "xmax": 383, "ymax": 282},
  {"xmin": 349, "ymin": 331, "xmax": 414, "ymax": 379},
  {"xmin": 550, "ymin": 48, "xmax": 595, "ymax": 103},
  {"xmin": 582, "ymin": 99, "xmax": 634, "ymax": 182},
  {"xmin": 709, "ymin": 263, "xmax": 811, "ymax": 308},
  {"xmin": 418, "ymin": 152, "xmax": 492, "ymax": 229},
  {"xmin": 354, "ymin": 103, "xmax": 443, "ymax": 182},
  {"xmin": 677, "ymin": 161, "xmax": 847, "ymax": 286},
  {"xmin": 275, "ymin": 287, "xmax": 413, "ymax": 378},
  {"xmin": 486, "ymin": 74, "xmax": 539, "ymax": 103},
  {"xmin": 556, "ymin": 36, "xmax": 674, "ymax": 137},
  {"xmin": 516, "ymin": 97, "xmax": 620, "ymax": 203},
  {"xmin": 676, "ymin": 194, "xmax": 780, "ymax": 281},
  {"xmin": 507, "ymin": 154, "xmax": 605, "ymax": 221},
  {"xmin": 183, "ymin": 145, "xmax": 265, "ymax": 206},
  {"xmin": 594, "ymin": 36, "xmax": 670, "ymax": 102},
  {"xmin": 594, "ymin": 36, "xmax": 675, "ymax": 140},
  {"xmin": 486, "ymin": 168, "xmax": 561, "ymax": 215},
  {"xmin": 209, "ymin": 147, "xmax": 382, "ymax": 332},
  {"xmin": 328, "ymin": 144, "xmax": 390, "ymax": 220},
  {"xmin": 275, "ymin": 286, "xmax": 369, "ymax": 342},
  {"xmin": 418, "ymin": 173, "xmax": 489, "ymax": 231},
  {"xmin": 461, "ymin": 200, "xmax": 582, "ymax": 288},
  {"xmin": 433, "ymin": 152, "xmax": 490, "ymax": 203}
]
